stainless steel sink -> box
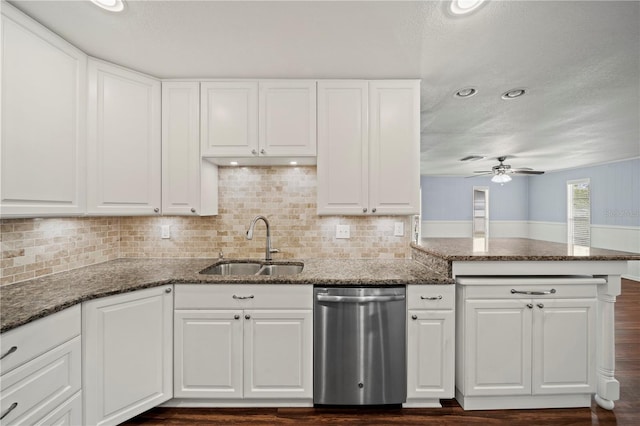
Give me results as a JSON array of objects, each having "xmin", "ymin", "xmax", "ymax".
[
  {"xmin": 199, "ymin": 261, "xmax": 303, "ymax": 276},
  {"xmin": 200, "ymin": 262, "xmax": 262, "ymax": 275},
  {"xmin": 257, "ymin": 263, "xmax": 304, "ymax": 276}
]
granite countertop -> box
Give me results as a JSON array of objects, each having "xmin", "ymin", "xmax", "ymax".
[
  {"xmin": 0, "ymin": 257, "xmax": 451, "ymax": 333},
  {"xmin": 413, "ymin": 238, "xmax": 640, "ymax": 261}
]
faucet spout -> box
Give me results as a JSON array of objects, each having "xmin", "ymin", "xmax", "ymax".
[{"xmin": 246, "ymin": 215, "xmax": 278, "ymax": 261}]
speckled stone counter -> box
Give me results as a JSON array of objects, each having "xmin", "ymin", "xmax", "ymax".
[
  {"xmin": 0, "ymin": 258, "xmax": 451, "ymax": 333},
  {"xmin": 412, "ymin": 238, "xmax": 640, "ymax": 277}
]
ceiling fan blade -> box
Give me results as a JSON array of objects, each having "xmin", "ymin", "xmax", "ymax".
[
  {"xmin": 468, "ymin": 172, "xmax": 493, "ymax": 177},
  {"xmin": 512, "ymin": 167, "xmax": 533, "ymax": 171},
  {"xmin": 512, "ymin": 170, "xmax": 545, "ymax": 175},
  {"xmin": 473, "ymin": 171, "xmax": 493, "ymax": 174}
]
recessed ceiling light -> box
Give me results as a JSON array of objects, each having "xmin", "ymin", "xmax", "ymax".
[
  {"xmin": 454, "ymin": 87, "xmax": 477, "ymax": 98},
  {"xmin": 501, "ymin": 88, "xmax": 527, "ymax": 100},
  {"xmin": 450, "ymin": 0, "xmax": 486, "ymax": 15},
  {"xmin": 90, "ymin": 0, "xmax": 125, "ymax": 13},
  {"xmin": 460, "ymin": 155, "xmax": 485, "ymax": 162}
]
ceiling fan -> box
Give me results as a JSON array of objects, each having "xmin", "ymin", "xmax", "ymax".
[{"xmin": 473, "ymin": 156, "xmax": 545, "ymax": 183}]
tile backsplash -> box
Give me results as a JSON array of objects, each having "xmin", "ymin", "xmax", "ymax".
[{"xmin": 1, "ymin": 167, "xmax": 410, "ymax": 285}]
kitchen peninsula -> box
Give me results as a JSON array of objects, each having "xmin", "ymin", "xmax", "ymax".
[{"xmin": 412, "ymin": 237, "xmax": 640, "ymax": 411}]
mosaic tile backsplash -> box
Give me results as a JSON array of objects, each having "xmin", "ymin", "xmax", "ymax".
[{"xmin": 1, "ymin": 167, "xmax": 411, "ymax": 285}]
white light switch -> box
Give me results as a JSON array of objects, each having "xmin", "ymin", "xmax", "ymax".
[
  {"xmin": 161, "ymin": 225, "xmax": 171, "ymax": 239},
  {"xmin": 394, "ymin": 222, "xmax": 404, "ymax": 237},
  {"xmin": 336, "ymin": 224, "xmax": 350, "ymax": 239}
]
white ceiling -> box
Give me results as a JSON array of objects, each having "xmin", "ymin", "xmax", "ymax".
[{"xmin": 7, "ymin": 0, "xmax": 640, "ymax": 175}]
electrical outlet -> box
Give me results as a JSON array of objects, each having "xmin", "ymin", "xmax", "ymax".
[
  {"xmin": 394, "ymin": 222, "xmax": 404, "ymax": 237},
  {"xmin": 161, "ymin": 225, "xmax": 171, "ymax": 239},
  {"xmin": 336, "ymin": 224, "xmax": 350, "ymax": 239}
]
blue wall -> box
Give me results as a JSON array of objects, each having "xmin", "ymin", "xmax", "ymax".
[
  {"xmin": 421, "ymin": 175, "xmax": 529, "ymax": 221},
  {"xmin": 422, "ymin": 158, "xmax": 640, "ymax": 227}
]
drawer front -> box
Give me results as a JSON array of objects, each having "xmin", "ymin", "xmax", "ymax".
[
  {"xmin": 175, "ymin": 284, "xmax": 313, "ymax": 309},
  {"xmin": 0, "ymin": 336, "xmax": 81, "ymax": 426},
  {"xmin": 407, "ymin": 285, "xmax": 455, "ymax": 310},
  {"xmin": 463, "ymin": 284, "xmax": 597, "ymax": 299},
  {"xmin": 1, "ymin": 305, "xmax": 81, "ymax": 375}
]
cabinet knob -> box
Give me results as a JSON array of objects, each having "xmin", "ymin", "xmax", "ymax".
[
  {"xmin": 411, "ymin": 315, "xmax": 418, "ymax": 320},
  {"xmin": 363, "ymin": 208, "xmax": 368, "ymax": 213},
  {"xmin": 165, "ymin": 288, "xmax": 172, "ymax": 294},
  {"xmin": 190, "ymin": 208, "xmax": 196, "ymax": 213},
  {"xmin": 0, "ymin": 402, "xmax": 18, "ymax": 421},
  {"xmin": 260, "ymin": 149, "xmax": 266, "ymax": 155},
  {"xmin": 234, "ymin": 314, "xmax": 240, "ymax": 320},
  {"xmin": 154, "ymin": 208, "xmax": 160, "ymax": 213},
  {"xmin": 245, "ymin": 314, "xmax": 251, "ymax": 320},
  {"xmin": 372, "ymin": 208, "xmax": 377, "ymax": 213},
  {"xmin": 251, "ymin": 149, "xmax": 258, "ymax": 155},
  {"xmin": 526, "ymin": 303, "xmax": 534, "ymax": 309},
  {"xmin": 0, "ymin": 346, "xmax": 17, "ymax": 360},
  {"xmin": 537, "ymin": 303, "xmax": 544, "ymax": 309}
]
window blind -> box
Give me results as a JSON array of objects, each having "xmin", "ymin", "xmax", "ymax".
[{"xmin": 568, "ymin": 181, "xmax": 590, "ymax": 247}]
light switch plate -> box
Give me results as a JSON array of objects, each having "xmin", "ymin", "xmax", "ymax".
[
  {"xmin": 161, "ymin": 225, "xmax": 171, "ymax": 239},
  {"xmin": 394, "ymin": 222, "xmax": 404, "ymax": 237},
  {"xmin": 336, "ymin": 224, "xmax": 350, "ymax": 239}
]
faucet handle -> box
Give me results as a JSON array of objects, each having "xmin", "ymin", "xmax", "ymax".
[{"xmin": 219, "ymin": 251, "xmax": 224, "ymax": 259}]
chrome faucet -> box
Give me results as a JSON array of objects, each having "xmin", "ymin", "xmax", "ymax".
[{"xmin": 246, "ymin": 215, "xmax": 279, "ymax": 261}]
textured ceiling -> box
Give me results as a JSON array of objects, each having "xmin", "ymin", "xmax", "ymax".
[{"xmin": 7, "ymin": 0, "xmax": 640, "ymax": 175}]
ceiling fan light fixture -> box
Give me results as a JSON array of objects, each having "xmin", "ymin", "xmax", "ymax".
[
  {"xmin": 491, "ymin": 174, "xmax": 512, "ymax": 184},
  {"xmin": 501, "ymin": 88, "xmax": 526, "ymax": 100},
  {"xmin": 450, "ymin": 0, "xmax": 486, "ymax": 15},
  {"xmin": 454, "ymin": 87, "xmax": 477, "ymax": 98},
  {"xmin": 90, "ymin": 0, "xmax": 125, "ymax": 13}
]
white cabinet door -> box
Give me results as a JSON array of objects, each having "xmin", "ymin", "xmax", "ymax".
[
  {"xmin": 174, "ymin": 310, "xmax": 243, "ymax": 399},
  {"xmin": 464, "ymin": 299, "xmax": 532, "ymax": 396},
  {"xmin": 0, "ymin": 4, "xmax": 86, "ymax": 217},
  {"xmin": 161, "ymin": 82, "xmax": 218, "ymax": 216},
  {"xmin": 368, "ymin": 80, "xmax": 420, "ymax": 215},
  {"xmin": 259, "ymin": 81, "xmax": 316, "ymax": 157},
  {"xmin": 317, "ymin": 81, "xmax": 369, "ymax": 215},
  {"xmin": 87, "ymin": 58, "xmax": 161, "ymax": 215},
  {"xmin": 83, "ymin": 286, "xmax": 173, "ymax": 426},
  {"xmin": 243, "ymin": 310, "xmax": 313, "ymax": 399},
  {"xmin": 532, "ymin": 298, "xmax": 596, "ymax": 395},
  {"xmin": 407, "ymin": 310, "xmax": 455, "ymax": 399},
  {"xmin": 200, "ymin": 82, "xmax": 258, "ymax": 157}
]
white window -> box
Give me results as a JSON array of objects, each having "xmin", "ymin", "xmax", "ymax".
[{"xmin": 567, "ymin": 179, "xmax": 591, "ymax": 247}]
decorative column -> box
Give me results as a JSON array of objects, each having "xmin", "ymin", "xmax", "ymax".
[{"xmin": 595, "ymin": 274, "xmax": 621, "ymax": 410}]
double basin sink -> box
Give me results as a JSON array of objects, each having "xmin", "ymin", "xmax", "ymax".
[{"xmin": 200, "ymin": 260, "xmax": 303, "ymax": 276}]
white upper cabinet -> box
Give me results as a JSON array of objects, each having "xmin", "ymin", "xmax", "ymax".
[
  {"xmin": 162, "ymin": 82, "xmax": 218, "ymax": 216},
  {"xmin": 317, "ymin": 80, "xmax": 420, "ymax": 215},
  {"xmin": 201, "ymin": 80, "xmax": 316, "ymax": 164},
  {"xmin": 87, "ymin": 58, "xmax": 161, "ymax": 215},
  {"xmin": 0, "ymin": 4, "xmax": 87, "ymax": 218}
]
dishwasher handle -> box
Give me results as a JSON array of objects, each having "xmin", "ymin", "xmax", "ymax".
[{"xmin": 316, "ymin": 293, "xmax": 405, "ymax": 303}]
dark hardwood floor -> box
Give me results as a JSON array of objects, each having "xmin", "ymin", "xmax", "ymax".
[{"xmin": 124, "ymin": 278, "xmax": 640, "ymax": 426}]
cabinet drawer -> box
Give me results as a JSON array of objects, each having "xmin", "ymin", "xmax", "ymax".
[
  {"xmin": 175, "ymin": 284, "xmax": 313, "ymax": 309},
  {"xmin": 407, "ymin": 285, "xmax": 455, "ymax": 310},
  {"xmin": 462, "ymin": 284, "xmax": 597, "ymax": 299},
  {"xmin": 0, "ymin": 336, "xmax": 81, "ymax": 425},
  {"xmin": 1, "ymin": 305, "xmax": 80, "ymax": 375}
]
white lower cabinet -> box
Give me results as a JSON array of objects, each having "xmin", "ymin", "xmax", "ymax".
[
  {"xmin": 405, "ymin": 285, "xmax": 455, "ymax": 407},
  {"xmin": 82, "ymin": 286, "xmax": 174, "ymax": 426},
  {"xmin": 173, "ymin": 285, "xmax": 313, "ymax": 405},
  {"xmin": 0, "ymin": 306, "xmax": 81, "ymax": 426},
  {"xmin": 456, "ymin": 278, "xmax": 598, "ymax": 410}
]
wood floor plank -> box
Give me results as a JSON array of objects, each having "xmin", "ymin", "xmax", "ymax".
[{"xmin": 123, "ymin": 278, "xmax": 640, "ymax": 426}]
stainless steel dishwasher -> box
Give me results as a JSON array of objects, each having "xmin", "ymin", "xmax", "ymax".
[{"xmin": 313, "ymin": 286, "xmax": 406, "ymax": 405}]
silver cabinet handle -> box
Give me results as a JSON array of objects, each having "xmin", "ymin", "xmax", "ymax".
[
  {"xmin": 0, "ymin": 346, "xmax": 17, "ymax": 360},
  {"xmin": 511, "ymin": 289, "xmax": 556, "ymax": 296},
  {"xmin": 233, "ymin": 295, "xmax": 254, "ymax": 300},
  {"xmin": 372, "ymin": 208, "xmax": 377, "ymax": 213},
  {"xmin": 526, "ymin": 303, "xmax": 534, "ymax": 309},
  {"xmin": 190, "ymin": 208, "xmax": 196, "ymax": 213},
  {"xmin": 411, "ymin": 315, "xmax": 418, "ymax": 320},
  {"xmin": 251, "ymin": 149, "xmax": 257, "ymax": 155},
  {"xmin": 260, "ymin": 149, "xmax": 266, "ymax": 154},
  {"xmin": 154, "ymin": 208, "xmax": 160, "ymax": 213},
  {"xmin": 316, "ymin": 294, "xmax": 405, "ymax": 303},
  {"xmin": 234, "ymin": 314, "xmax": 240, "ymax": 320},
  {"xmin": 165, "ymin": 288, "xmax": 172, "ymax": 293},
  {"xmin": 0, "ymin": 402, "xmax": 18, "ymax": 421},
  {"xmin": 537, "ymin": 303, "xmax": 544, "ymax": 309},
  {"xmin": 245, "ymin": 314, "xmax": 251, "ymax": 320},
  {"xmin": 420, "ymin": 295, "xmax": 443, "ymax": 301}
]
